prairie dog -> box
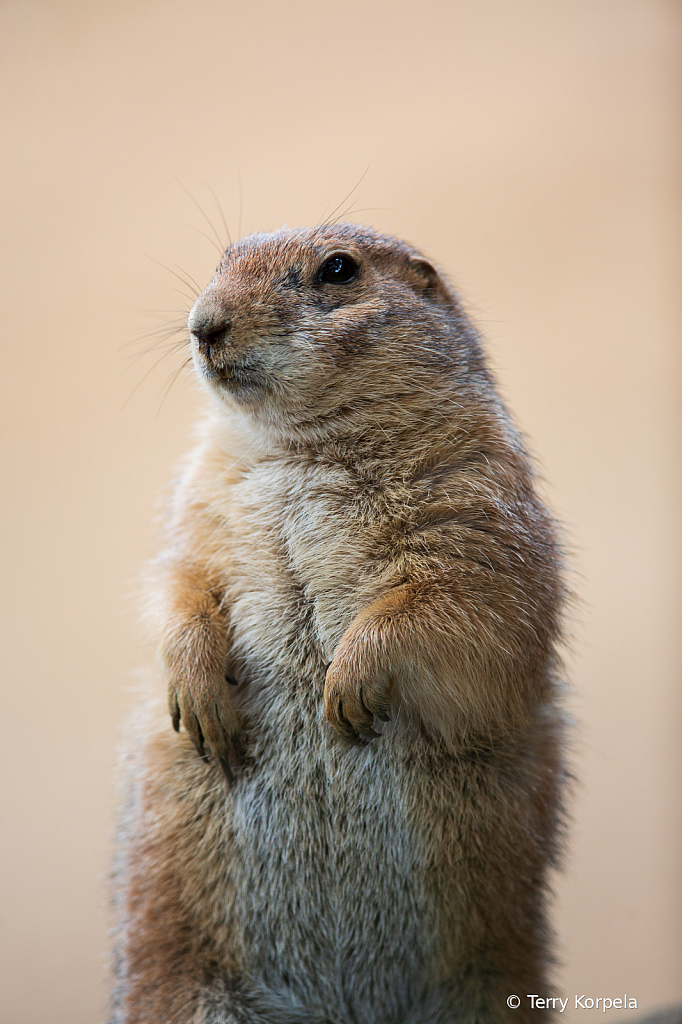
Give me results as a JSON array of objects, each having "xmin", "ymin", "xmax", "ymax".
[{"xmin": 111, "ymin": 223, "xmax": 566, "ymax": 1024}]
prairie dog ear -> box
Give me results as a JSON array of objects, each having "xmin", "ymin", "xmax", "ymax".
[{"xmin": 406, "ymin": 257, "xmax": 453, "ymax": 306}]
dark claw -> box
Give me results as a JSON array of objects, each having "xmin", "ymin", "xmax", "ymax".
[
  {"xmin": 225, "ymin": 672, "xmax": 239, "ymax": 686},
  {"xmin": 194, "ymin": 723, "xmax": 206, "ymax": 760},
  {"xmin": 360, "ymin": 726, "xmax": 381, "ymax": 739},
  {"xmin": 358, "ymin": 685, "xmax": 382, "ymax": 736},
  {"xmin": 170, "ymin": 693, "xmax": 181, "ymax": 732},
  {"xmin": 359, "ymin": 686, "xmax": 376, "ymax": 721},
  {"xmin": 337, "ymin": 700, "xmax": 359, "ymax": 741},
  {"xmin": 230, "ymin": 732, "xmax": 245, "ymax": 765},
  {"xmin": 375, "ymin": 710, "xmax": 390, "ymax": 722},
  {"xmin": 217, "ymin": 754, "xmax": 234, "ymax": 785}
]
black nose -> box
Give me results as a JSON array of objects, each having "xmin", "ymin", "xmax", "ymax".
[{"xmin": 191, "ymin": 321, "xmax": 230, "ymax": 351}]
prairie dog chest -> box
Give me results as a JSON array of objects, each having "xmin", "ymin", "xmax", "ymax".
[{"xmin": 223, "ymin": 457, "xmax": 394, "ymax": 658}]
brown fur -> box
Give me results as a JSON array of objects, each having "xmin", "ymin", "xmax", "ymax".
[{"xmin": 111, "ymin": 223, "xmax": 567, "ymax": 1023}]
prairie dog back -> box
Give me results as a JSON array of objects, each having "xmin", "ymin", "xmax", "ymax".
[{"xmin": 111, "ymin": 223, "xmax": 566, "ymax": 1024}]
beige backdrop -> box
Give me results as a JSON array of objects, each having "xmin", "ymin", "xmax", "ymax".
[{"xmin": 1, "ymin": 1, "xmax": 680, "ymax": 1022}]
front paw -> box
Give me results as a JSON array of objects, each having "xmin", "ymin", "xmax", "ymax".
[
  {"xmin": 324, "ymin": 656, "xmax": 392, "ymax": 744},
  {"xmin": 168, "ymin": 672, "xmax": 243, "ymax": 783}
]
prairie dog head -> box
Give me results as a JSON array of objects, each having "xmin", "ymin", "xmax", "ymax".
[{"xmin": 188, "ymin": 223, "xmax": 475, "ymax": 436}]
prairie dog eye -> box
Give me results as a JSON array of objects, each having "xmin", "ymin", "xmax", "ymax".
[{"xmin": 317, "ymin": 254, "xmax": 358, "ymax": 284}]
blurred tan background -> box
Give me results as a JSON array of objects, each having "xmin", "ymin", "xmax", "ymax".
[{"xmin": 1, "ymin": 1, "xmax": 681, "ymax": 1021}]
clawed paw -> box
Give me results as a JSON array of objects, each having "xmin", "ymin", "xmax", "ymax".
[
  {"xmin": 324, "ymin": 662, "xmax": 392, "ymax": 744},
  {"xmin": 168, "ymin": 675, "xmax": 243, "ymax": 783}
]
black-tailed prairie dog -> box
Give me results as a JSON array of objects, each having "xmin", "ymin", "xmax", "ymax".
[{"xmin": 111, "ymin": 223, "xmax": 567, "ymax": 1024}]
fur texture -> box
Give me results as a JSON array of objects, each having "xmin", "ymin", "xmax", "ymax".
[{"xmin": 111, "ymin": 224, "xmax": 567, "ymax": 1023}]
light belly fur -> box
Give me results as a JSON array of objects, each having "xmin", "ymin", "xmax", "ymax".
[{"xmin": 214, "ymin": 488, "xmax": 453, "ymax": 1019}]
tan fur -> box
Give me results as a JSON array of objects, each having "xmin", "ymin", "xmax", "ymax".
[{"xmin": 111, "ymin": 224, "xmax": 567, "ymax": 1023}]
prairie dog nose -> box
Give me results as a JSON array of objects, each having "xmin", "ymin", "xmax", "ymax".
[{"xmin": 188, "ymin": 303, "xmax": 231, "ymax": 350}]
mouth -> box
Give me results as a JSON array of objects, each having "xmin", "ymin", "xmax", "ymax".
[{"xmin": 197, "ymin": 351, "xmax": 268, "ymax": 395}]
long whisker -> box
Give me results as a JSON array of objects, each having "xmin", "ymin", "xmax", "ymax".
[
  {"xmin": 170, "ymin": 287, "xmax": 200, "ymax": 306},
  {"xmin": 171, "ymin": 262, "xmax": 203, "ymax": 295},
  {"xmin": 120, "ymin": 341, "xmax": 189, "ymax": 412},
  {"xmin": 319, "ymin": 168, "xmax": 369, "ymax": 228},
  {"xmin": 330, "ymin": 205, "xmax": 394, "ymax": 226},
  {"xmin": 206, "ymin": 182, "xmax": 232, "ymax": 248},
  {"xmin": 173, "ymin": 175, "xmax": 227, "ymax": 252},
  {"xmin": 144, "ymin": 254, "xmax": 201, "ymax": 299},
  {"xmin": 135, "ymin": 307, "xmax": 193, "ymax": 317},
  {"xmin": 156, "ymin": 356, "xmax": 193, "ymax": 416},
  {"xmin": 189, "ymin": 224, "xmax": 225, "ymax": 257},
  {"xmin": 121, "ymin": 317, "xmax": 188, "ymax": 351},
  {"xmin": 211, "ymin": 435, "xmax": 262, "ymax": 485},
  {"xmin": 236, "ymin": 162, "xmax": 244, "ymax": 241},
  {"xmin": 122, "ymin": 336, "xmax": 188, "ymax": 369}
]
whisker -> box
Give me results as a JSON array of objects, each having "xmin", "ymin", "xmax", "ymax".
[
  {"xmin": 236, "ymin": 162, "xmax": 244, "ymax": 241},
  {"xmin": 120, "ymin": 318, "xmax": 188, "ymax": 350},
  {"xmin": 171, "ymin": 286, "xmax": 200, "ymax": 306},
  {"xmin": 119, "ymin": 303, "xmax": 191, "ymax": 408},
  {"xmin": 156, "ymin": 356, "xmax": 193, "ymax": 416},
  {"xmin": 144, "ymin": 254, "xmax": 201, "ymax": 300},
  {"xmin": 206, "ymin": 182, "xmax": 232, "ymax": 248},
  {"xmin": 134, "ymin": 307, "xmax": 192, "ymax": 318},
  {"xmin": 120, "ymin": 343, "xmax": 188, "ymax": 412},
  {"xmin": 330, "ymin": 205, "xmax": 394, "ymax": 226},
  {"xmin": 212, "ymin": 435, "xmax": 262, "ymax": 484},
  {"xmin": 173, "ymin": 175, "xmax": 227, "ymax": 252},
  {"xmin": 189, "ymin": 224, "xmax": 225, "ymax": 257},
  {"xmin": 171, "ymin": 262, "xmax": 203, "ymax": 295},
  {"xmin": 319, "ymin": 168, "xmax": 369, "ymax": 228},
  {"xmin": 122, "ymin": 337, "xmax": 188, "ymax": 370}
]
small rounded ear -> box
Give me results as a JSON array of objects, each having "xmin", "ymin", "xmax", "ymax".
[{"xmin": 407, "ymin": 258, "xmax": 453, "ymax": 306}]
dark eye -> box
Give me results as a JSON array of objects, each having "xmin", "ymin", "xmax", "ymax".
[{"xmin": 317, "ymin": 254, "xmax": 358, "ymax": 284}]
